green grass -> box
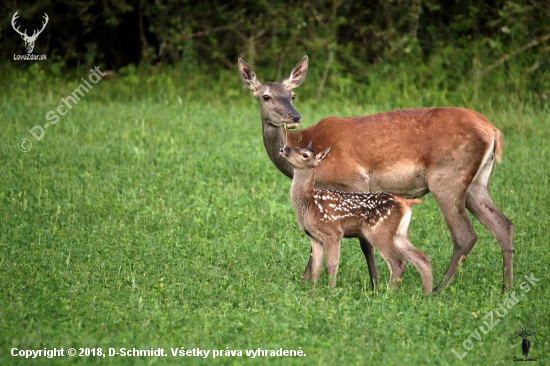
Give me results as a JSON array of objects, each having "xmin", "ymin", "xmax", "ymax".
[{"xmin": 0, "ymin": 68, "xmax": 549, "ymax": 365}]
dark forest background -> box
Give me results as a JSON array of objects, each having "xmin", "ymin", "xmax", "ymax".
[{"xmin": 1, "ymin": 0, "xmax": 549, "ymax": 96}]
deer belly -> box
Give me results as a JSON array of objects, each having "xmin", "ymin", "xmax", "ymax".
[
  {"xmin": 368, "ymin": 166, "xmax": 429, "ymax": 198},
  {"xmin": 316, "ymin": 163, "xmax": 429, "ymax": 198},
  {"xmin": 314, "ymin": 167, "xmax": 370, "ymax": 192}
]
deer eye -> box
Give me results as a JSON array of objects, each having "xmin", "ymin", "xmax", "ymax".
[
  {"xmin": 292, "ymin": 94, "xmax": 296, "ymax": 101},
  {"xmin": 302, "ymin": 153, "xmax": 308, "ymax": 158},
  {"xmin": 262, "ymin": 95, "xmax": 270, "ymax": 101}
]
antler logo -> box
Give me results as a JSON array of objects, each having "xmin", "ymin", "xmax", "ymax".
[
  {"xmin": 515, "ymin": 329, "xmax": 535, "ymax": 359},
  {"xmin": 11, "ymin": 10, "xmax": 49, "ymax": 54}
]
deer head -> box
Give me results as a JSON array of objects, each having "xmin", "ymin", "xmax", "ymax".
[
  {"xmin": 12, "ymin": 11, "xmax": 49, "ymax": 54},
  {"xmin": 279, "ymin": 142, "xmax": 331, "ymax": 171},
  {"xmin": 238, "ymin": 56, "xmax": 308, "ymax": 129}
]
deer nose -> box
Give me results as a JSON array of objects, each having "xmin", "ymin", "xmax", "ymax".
[{"xmin": 289, "ymin": 111, "xmax": 301, "ymax": 123}]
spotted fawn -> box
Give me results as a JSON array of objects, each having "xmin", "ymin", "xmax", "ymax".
[{"xmin": 280, "ymin": 144, "xmax": 432, "ymax": 293}]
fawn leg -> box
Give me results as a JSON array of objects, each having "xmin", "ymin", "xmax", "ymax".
[
  {"xmin": 309, "ymin": 237, "xmax": 325, "ymax": 284},
  {"xmin": 325, "ymin": 236, "xmax": 342, "ymax": 288},
  {"xmin": 394, "ymin": 235, "xmax": 433, "ymax": 294},
  {"xmin": 368, "ymin": 231, "xmax": 406, "ymax": 290}
]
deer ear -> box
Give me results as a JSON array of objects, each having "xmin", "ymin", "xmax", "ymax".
[
  {"xmin": 282, "ymin": 56, "xmax": 308, "ymax": 90},
  {"xmin": 316, "ymin": 147, "xmax": 331, "ymax": 163},
  {"xmin": 307, "ymin": 141, "xmax": 313, "ymax": 148},
  {"xmin": 238, "ymin": 58, "xmax": 260, "ymax": 91}
]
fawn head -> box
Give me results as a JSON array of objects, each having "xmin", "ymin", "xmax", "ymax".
[{"xmin": 279, "ymin": 143, "xmax": 332, "ymax": 170}]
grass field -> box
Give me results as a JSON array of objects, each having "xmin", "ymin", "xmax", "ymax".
[{"xmin": 1, "ymin": 67, "xmax": 549, "ymax": 365}]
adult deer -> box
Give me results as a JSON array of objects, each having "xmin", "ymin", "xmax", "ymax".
[{"xmin": 238, "ymin": 55, "xmax": 514, "ymax": 292}]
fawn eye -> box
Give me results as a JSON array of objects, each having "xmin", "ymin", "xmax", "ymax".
[
  {"xmin": 263, "ymin": 95, "xmax": 270, "ymax": 101},
  {"xmin": 302, "ymin": 153, "xmax": 308, "ymax": 158}
]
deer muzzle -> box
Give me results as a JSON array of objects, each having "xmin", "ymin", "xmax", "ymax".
[{"xmin": 283, "ymin": 111, "xmax": 301, "ymax": 129}]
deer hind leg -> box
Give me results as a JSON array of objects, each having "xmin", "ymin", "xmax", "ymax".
[
  {"xmin": 380, "ymin": 249, "xmax": 407, "ymax": 290},
  {"xmin": 394, "ymin": 235, "xmax": 433, "ymax": 294},
  {"xmin": 392, "ymin": 208, "xmax": 433, "ymax": 293},
  {"xmin": 465, "ymin": 153, "xmax": 514, "ymax": 291},
  {"xmin": 429, "ymin": 177, "xmax": 477, "ymax": 292},
  {"xmin": 367, "ymin": 231, "xmax": 406, "ymax": 290},
  {"xmin": 359, "ymin": 238, "xmax": 379, "ymax": 290}
]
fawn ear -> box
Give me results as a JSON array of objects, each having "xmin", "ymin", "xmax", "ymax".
[
  {"xmin": 282, "ymin": 56, "xmax": 308, "ymax": 90},
  {"xmin": 238, "ymin": 58, "xmax": 260, "ymax": 91},
  {"xmin": 307, "ymin": 140, "xmax": 313, "ymax": 148},
  {"xmin": 316, "ymin": 147, "xmax": 331, "ymax": 163}
]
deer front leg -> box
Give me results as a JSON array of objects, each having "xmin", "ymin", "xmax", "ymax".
[
  {"xmin": 359, "ymin": 238, "xmax": 379, "ymax": 290},
  {"xmin": 309, "ymin": 237, "xmax": 325, "ymax": 284},
  {"xmin": 325, "ymin": 237, "xmax": 342, "ymax": 288},
  {"xmin": 304, "ymin": 238, "xmax": 379, "ymax": 286},
  {"xmin": 430, "ymin": 188, "xmax": 477, "ymax": 292},
  {"xmin": 303, "ymin": 247, "xmax": 314, "ymax": 282}
]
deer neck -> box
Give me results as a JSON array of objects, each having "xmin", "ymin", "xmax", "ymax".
[
  {"xmin": 290, "ymin": 168, "xmax": 316, "ymax": 217},
  {"xmin": 262, "ymin": 121, "xmax": 299, "ymax": 179}
]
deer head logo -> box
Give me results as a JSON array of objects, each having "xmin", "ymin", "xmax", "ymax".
[
  {"xmin": 11, "ymin": 10, "xmax": 49, "ymax": 54},
  {"xmin": 515, "ymin": 329, "xmax": 535, "ymax": 359}
]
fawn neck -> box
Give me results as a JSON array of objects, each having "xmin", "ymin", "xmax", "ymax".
[{"xmin": 290, "ymin": 167, "xmax": 316, "ymax": 215}]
